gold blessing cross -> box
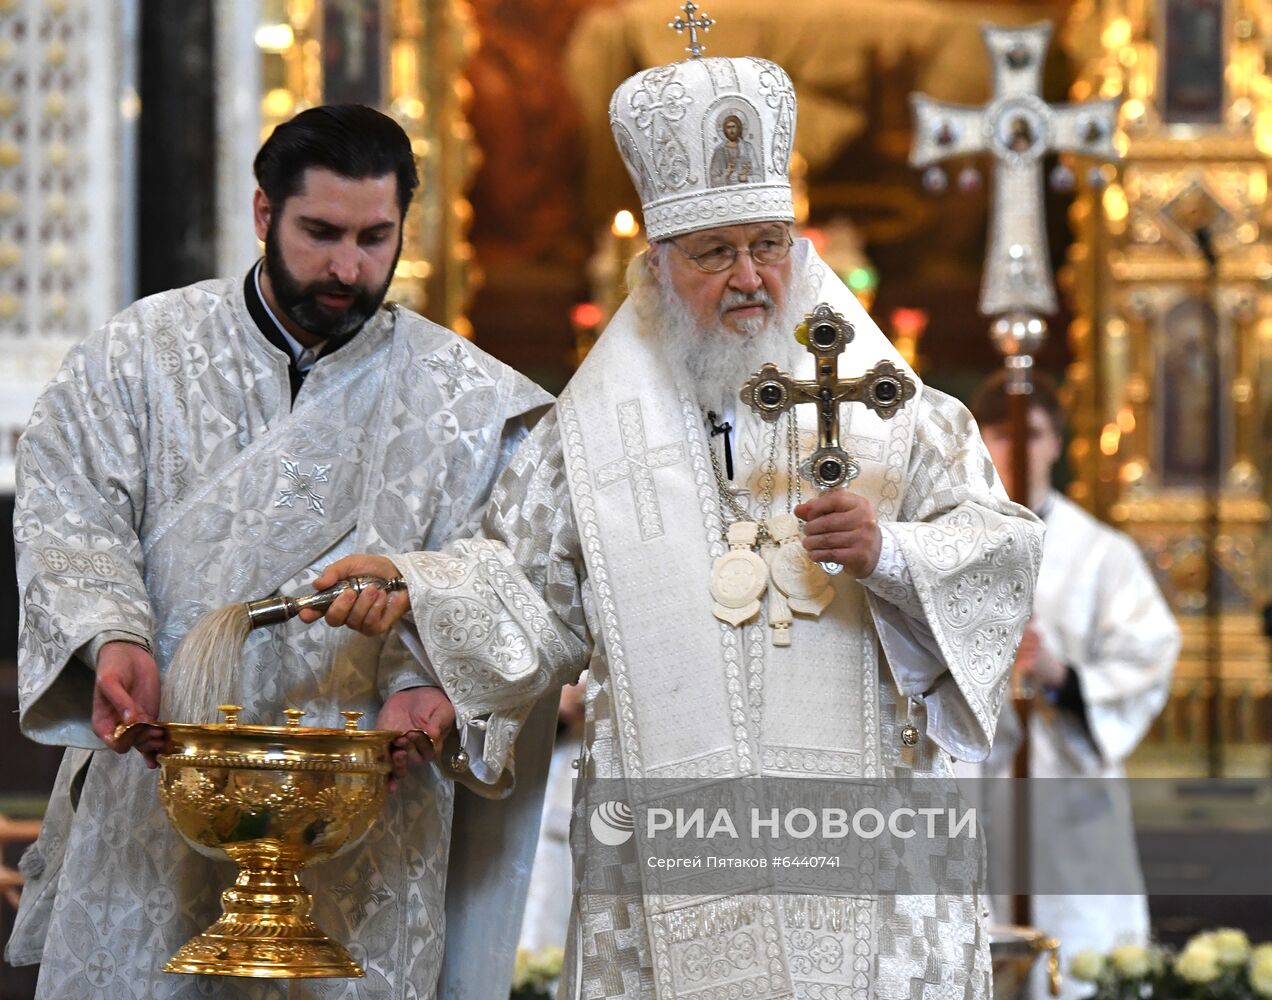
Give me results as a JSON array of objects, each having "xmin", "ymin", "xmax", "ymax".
[{"xmin": 740, "ymin": 304, "xmax": 916, "ymax": 490}]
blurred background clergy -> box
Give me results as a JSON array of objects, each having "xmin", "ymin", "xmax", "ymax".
[{"xmin": 1, "ymin": 0, "xmax": 1272, "ymax": 997}]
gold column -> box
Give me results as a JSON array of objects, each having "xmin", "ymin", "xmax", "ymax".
[
  {"xmin": 1063, "ymin": 0, "xmax": 1272, "ymax": 776},
  {"xmin": 254, "ymin": 0, "xmax": 478, "ymax": 332},
  {"xmin": 389, "ymin": 0, "xmax": 480, "ymax": 335}
]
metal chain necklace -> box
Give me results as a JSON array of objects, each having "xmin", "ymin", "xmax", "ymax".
[
  {"xmin": 706, "ymin": 410, "xmax": 833, "ymax": 643},
  {"xmin": 787, "ymin": 405, "xmax": 803, "ymax": 508},
  {"xmin": 705, "ymin": 412, "xmax": 781, "ymax": 538},
  {"xmin": 706, "ymin": 410, "xmax": 777, "ymax": 628}
]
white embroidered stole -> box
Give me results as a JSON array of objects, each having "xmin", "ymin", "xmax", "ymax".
[{"xmin": 142, "ymin": 315, "xmax": 403, "ymax": 664}]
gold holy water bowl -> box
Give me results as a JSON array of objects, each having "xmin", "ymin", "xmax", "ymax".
[
  {"xmin": 154, "ymin": 705, "xmax": 396, "ymax": 979},
  {"xmin": 990, "ymin": 925, "xmax": 1062, "ymax": 1000}
]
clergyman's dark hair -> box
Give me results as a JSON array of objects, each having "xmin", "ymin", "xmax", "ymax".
[
  {"xmin": 253, "ymin": 104, "xmax": 420, "ymax": 216},
  {"xmin": 970, "ymin": 368, "xmax": 1065, "ymax": 436}
]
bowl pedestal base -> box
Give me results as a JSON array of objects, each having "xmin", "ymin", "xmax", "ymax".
[{"xmin": 164, "ymin": 865, "xmax": 363, "ymax": 979}]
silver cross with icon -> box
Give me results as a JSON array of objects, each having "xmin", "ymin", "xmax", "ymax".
[{"xmin": 909, "ymin": 22, "xmax": 1119, "ymax": 318}]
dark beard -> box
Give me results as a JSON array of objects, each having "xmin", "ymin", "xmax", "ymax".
[{"xmin": 263, "ymin": 224, "xmax": 400, "ymax": 340}]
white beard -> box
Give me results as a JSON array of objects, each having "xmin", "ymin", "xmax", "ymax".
[{"xmin": 635, "ymin": 241, "xmax": 815, "ymax": 416}]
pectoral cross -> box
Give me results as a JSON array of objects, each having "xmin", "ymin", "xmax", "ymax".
[
  {"xmin": 909, "ymin": 22, "xmax": 1119, "ymax": 318},
  {"xmin": 668, "ymin": 0, "xmax": 715, "ymax": 58},
  {"xmin": 739, "ymin": 303, "xmax": 916, "ymax": 490}
]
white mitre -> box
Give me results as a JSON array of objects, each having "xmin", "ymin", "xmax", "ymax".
[{"xmin": 609, "ymin": 55, "xmax": 797, "ymax": 241}]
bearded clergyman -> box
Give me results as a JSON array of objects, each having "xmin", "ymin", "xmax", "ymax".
[
  {"xmin": 310, "ymin": 53, "xmax": 1043, "ymax": 1000},
  {"xmin": 8, "ymin": 105, "xmax": 552, "ymax": 1000}
]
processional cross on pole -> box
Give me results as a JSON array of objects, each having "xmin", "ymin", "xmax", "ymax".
[
  {"xmin": 909, "ymin": 21, "xmax": 1120, "ymax": 930},
  {"xmin": 910, "ymin": 22, "xmax": 1119, "ymax": 325}
]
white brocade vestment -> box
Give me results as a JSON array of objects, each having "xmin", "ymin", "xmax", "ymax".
[
  {"xmin": 966, "ymin": 492, "xmax": 1180, "ymax": 1000},
  {"xmin": 385, "ymin": 245, "xmax": 1044, "ymax": 1000},
  {"xmin": 8, "ymin": 277, "xmax": 554, "ymax": 1000}
]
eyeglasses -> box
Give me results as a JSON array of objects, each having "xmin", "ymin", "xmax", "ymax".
[{"xmin": 669, "ymin": 231, "xmax": 794, "ymax": 273}]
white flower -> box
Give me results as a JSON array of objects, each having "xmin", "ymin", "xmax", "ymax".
[
  {"xmin": 1110, "ymin": 944, "xmax": 1152, "ymax": 978},
  {"xmin": 1249, "ymin": 944, "xmax": 1272, "ymax": 998},
  {"xmin": 1184, "ymin": 931, "xmax": 1215, "ymax": 951},
  {"xmin": 1175, "ymin": 940, "xmax": 1221, "ymax": 984},
  {"xmin": 1212, "ymin": 928, "xmax": 1250, "ymax": 966},
  {"xmin": 1070, "ymin": 950, "xmax": 1106, "ymax": 982},
  {"xmin": 512, "ymin": 948, "xmax": 532, "ymax": 989},
  {"xmin": 526, "ymin": 945, "xmax": 565, "ymax": 983}
]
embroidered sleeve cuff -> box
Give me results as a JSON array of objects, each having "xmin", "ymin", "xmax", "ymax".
[
  {"xmin": 436, "ymin": 714, "xmax": 515, "ymax": 797},
  {"xmin": 78, "ymin": 630, "xmax": 152, "ymax": 670},
  {"xmin": 381, "ymin": 672, "xmax": 439, "ymax": 698},
  {"xmin": 377, "ymin": 626, "xmax": 442, "ymax": 701},
  {"xmin": 859, "ymin": 525, "xmax": 925, "ymax": 620}
]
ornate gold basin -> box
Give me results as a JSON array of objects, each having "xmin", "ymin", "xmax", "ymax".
[
  {"xmin": 991, "ymin": 924, "xmax": 1061, "ymax": 1000},
  {"xmin": 145, "ymin": 707, "xmax": 396, "ymax": 978}
]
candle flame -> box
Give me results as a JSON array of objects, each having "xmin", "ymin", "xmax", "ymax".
[{"xmin": 612, "ymin": 210, "xmax": 640, "ymax": 238}]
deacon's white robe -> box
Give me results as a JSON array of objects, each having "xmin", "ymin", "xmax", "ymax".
[
  {"xmin": 8, "ymin": 278, "xmax": 553, "ymax": 1000},
  {"xmin": 973, "ymin": 492, "xmax": 1179, "ymax": 999},
  {"xmin": 383, "ymin": 245, "xmax": 1044, "ymax": 1000}
]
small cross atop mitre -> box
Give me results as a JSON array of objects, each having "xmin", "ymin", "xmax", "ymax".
[{"xmin": 668, "ymin": 0, "xmax": 715, "ymax": 57}]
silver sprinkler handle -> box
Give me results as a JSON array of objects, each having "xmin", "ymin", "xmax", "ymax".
[{"xmin": 245, "ymin": 575, "xmax": 406, "ymax": 629}]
